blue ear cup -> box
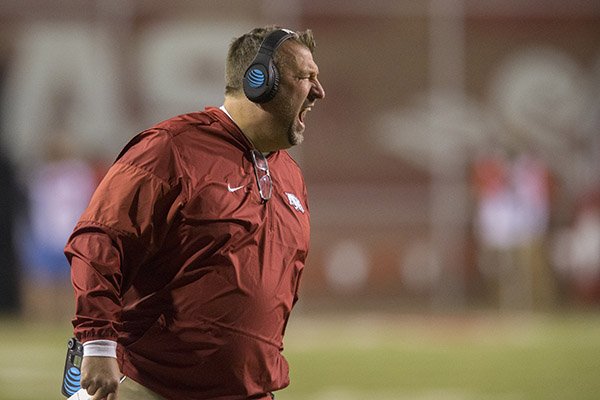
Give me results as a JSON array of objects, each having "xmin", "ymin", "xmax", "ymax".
[
  {"xmin": 243, "ymin": 29, "xmax": 297, "ymax": 103},
  {"xmin": 243, "ymin": 54, "xmax": 279, "ymax": 103},
  {"xmin": 246, "ymin": 66, "xmax": 267, "ymax": 89}
]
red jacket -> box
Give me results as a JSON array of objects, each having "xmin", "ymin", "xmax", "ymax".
[{"xmin": 65, "ymin": 107, "xmax": 310, "ymax": 399}]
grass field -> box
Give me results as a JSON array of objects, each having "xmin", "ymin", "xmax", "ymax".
[{"xmin": 1, "ymin": 311, "xmax": 600, "ymax": 400}]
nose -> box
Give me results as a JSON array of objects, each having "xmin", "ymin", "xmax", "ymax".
[{"xmin": 309, "ymin": 78, "xmax": 325, "ymax": 101}]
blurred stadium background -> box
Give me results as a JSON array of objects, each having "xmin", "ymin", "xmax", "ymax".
[{"xmin": 0, "ymin": 1, "xmax": 599, "ymax": 399}]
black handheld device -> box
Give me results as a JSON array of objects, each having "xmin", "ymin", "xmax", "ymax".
[{"xmin": 61, "ymin": 337, "xmax": 84, "ymax": 397}]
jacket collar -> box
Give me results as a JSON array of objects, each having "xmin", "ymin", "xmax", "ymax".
[{"xmin": 205, "ymin": 106, "xmax": 255, "ymax": 151}]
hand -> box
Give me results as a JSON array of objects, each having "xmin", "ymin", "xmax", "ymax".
[{"xmin": 80, "ymin": 356, "xmax": 121, "ymax": 400}]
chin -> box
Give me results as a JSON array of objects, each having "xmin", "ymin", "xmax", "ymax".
[{"xmin": 288, "ymin": 130, "xmax": 304, "ymax": 147}]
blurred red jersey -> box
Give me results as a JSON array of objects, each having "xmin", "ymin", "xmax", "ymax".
[{"xmin": 65, "ymin": 107, "xmax": 310, "ymax": 399}]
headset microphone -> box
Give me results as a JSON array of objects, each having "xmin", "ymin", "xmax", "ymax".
[{"xmin": 243, "ymin": 28, "xmax": 297, "ymax": 103}]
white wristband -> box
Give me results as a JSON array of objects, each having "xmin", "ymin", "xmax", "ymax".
[{"xmin": 82, "ymin": 340, "xmax": 117, "ymax": 358}]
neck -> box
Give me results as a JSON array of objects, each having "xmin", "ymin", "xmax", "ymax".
[{"xmin": 223, "ymin": 95, "xmax": 287, "ymax": 152}]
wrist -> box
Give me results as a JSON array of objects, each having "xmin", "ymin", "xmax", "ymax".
[{"xmin": 82, "ymin": 339, "xmax": 117, "ymax": 358}]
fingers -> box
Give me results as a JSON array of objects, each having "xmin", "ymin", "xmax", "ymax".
[
  {"xmin": 107, "ymin": 393, "xmax": 118, "ymax": 400},
  {"xmin": 91, "ymin": 389, "xmax": 118, "ymax": 400},
  {"xmin": 90, "ymin": 380, "xmax": 119, "ymax": 400},
  {"xmin": 80, "ymin": 356, "xmax": 121, "ymax": 400},
  {"xmin": 88, "ymin": 386, "xmax": 118, "ymax": 400},
  {"xmin": 81, "ymin": 378, "xmax": 97, "ymax": 395},
  {"xmin": 81, "ymin": 376, "xmax": 119, "ymax": 400}
]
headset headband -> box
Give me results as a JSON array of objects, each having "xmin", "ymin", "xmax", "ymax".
[{"xmin": 257, "ymin": 28, "xmax": 297, "ymax": 54}]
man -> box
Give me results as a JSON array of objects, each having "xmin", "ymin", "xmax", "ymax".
[{"xmin": 65, "ymin": 25, "xmax": 325, "ymax": 400}]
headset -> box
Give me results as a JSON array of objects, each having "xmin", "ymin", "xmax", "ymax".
[{"xmin": 243, "ymin": 28, "xmax": 297, "ymax": 103}]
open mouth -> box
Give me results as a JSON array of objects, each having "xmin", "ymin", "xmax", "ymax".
[{"xmin": 299, "ymin": 106, "xmax": 312, "ymax": 125}]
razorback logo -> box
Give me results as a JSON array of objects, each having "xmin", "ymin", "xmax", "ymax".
[{"xmin": 285, "ymin": 192, "xmax": 305, "ymax": 213}]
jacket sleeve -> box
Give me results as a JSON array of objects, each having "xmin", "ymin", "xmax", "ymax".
[{"xmin": 65, "ymin": 130, "xmax": 184, "ymax": 343}]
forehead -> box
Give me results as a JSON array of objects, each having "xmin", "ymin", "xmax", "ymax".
[{"xmin": 277, "ymin": 41, "xmax": 319, "ymax": 73}]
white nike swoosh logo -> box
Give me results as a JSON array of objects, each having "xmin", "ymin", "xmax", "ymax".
[{"xmin": 227, "ymin": 183, "xmax": 245, "ymax": 192}]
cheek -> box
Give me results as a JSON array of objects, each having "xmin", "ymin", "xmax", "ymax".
[
  {"xmin": 274, "ymin": 82, "xmax": 307, "ymax": 115},
  {"xmin": 287, "ymin": 91, "xmax": 308, "ymax": 114},
  {"xmin": 282, "ymin": 80, "xmax": 309, "ymax": 101}
]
